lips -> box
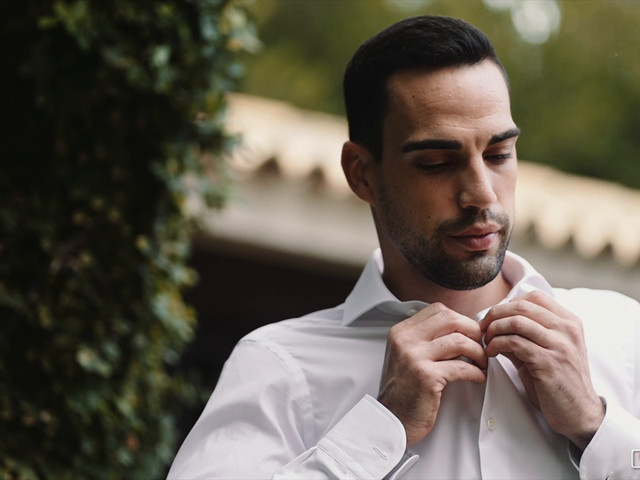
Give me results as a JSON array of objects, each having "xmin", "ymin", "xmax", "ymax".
[{"xmin": 451, "ymin": 224, "xmax": 500, "ymax": 251}]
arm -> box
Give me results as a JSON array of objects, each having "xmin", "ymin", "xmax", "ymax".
[{"xmin": 167, "ymin": 338, "xmax": 410, "ymax": 479}]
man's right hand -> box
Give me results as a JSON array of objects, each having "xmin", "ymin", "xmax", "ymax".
[{"xmin": 377, "ymin": 303, "xmax": 487, "ymax": 446}]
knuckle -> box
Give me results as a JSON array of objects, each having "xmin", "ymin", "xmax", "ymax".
[
  {"xmin": 564, "ymin": 322, "xmax": 579, "ymax": 339},
  {"xmin": 397, "ymin": 345, "xmax": 418, "ymax": 366},
  {"xmin": 509, "ymin": 315, "xmax": 527, "ymax": 331},
  {"xmin": 505, "ymin": 334, "xmax": 524, "ymax": 350},
  {"xmin": 527, "ymin": 290, "xmax": 548, "ymax": 304},
  {"xmin": 429, "ymin": 302, "xmax": 448, "ymax": 315},
  {"xmin": 555, "ymin": 341, "xmax": 572, "ymax": 359},
  {"xmin": 387, "ymin": 326, "xmax": 406, "ymax": 349},
  {"xmin": 414, "ymin": 362, "xmax": 440, "ymax": 388},
  {"xmin": 511, "ymin": 300, "xmax": 533, "ymax": 317},
  {"xmin": 565, "ymin": 318, "xmax": 584, "ymax": 338},
  {"xmin": 450, "ymin": 331, "xmax": 468, "ymax": 346}
]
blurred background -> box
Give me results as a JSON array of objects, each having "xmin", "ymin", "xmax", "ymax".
[
  {"xmin": 2, "ymin": 1, "xmax": 639, "ymax": 478},
  {"xmin": 241, "ymin": 0, "xmax": 640, "ymax": 189}
]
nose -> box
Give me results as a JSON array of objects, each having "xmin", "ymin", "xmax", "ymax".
[{"xmin": 457, "ymin": 158, "xmax": 498, "ymax": 210}]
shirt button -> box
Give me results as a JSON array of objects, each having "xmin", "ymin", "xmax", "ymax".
[
  {"xmin": 406, "ymin": 308, "xmax": 418, "ymax": 317},
  {"xmin": 487, "ymin": 418, "xmax": 497, "ymax": 431}
]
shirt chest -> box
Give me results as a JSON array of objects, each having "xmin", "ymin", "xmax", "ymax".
[{"xmin": 303, "ymin": 341, "xmax": 578, "ymax": 479}]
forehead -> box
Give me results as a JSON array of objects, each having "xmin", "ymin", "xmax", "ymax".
[{"xmin": 384, "ymin": 61, "xmax": 513, "ymax": 140}]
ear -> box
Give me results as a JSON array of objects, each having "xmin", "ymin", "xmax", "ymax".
[{"xmin": 341, "ymin": 141, "xmax": 377, "ymax": 206}]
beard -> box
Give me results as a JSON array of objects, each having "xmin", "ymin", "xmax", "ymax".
[{"xmin": 380, "ymin": 194, "xmax": 512, "ymax": 290}]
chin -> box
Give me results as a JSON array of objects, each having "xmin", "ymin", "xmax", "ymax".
[{"xmin": 416, "ymin": 246, "xmax": 508, "ymax": 291}]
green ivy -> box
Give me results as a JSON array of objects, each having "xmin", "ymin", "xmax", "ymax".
[{"xmin": 0, "ymin": 1, "xmax": 257, "ymax": 479}]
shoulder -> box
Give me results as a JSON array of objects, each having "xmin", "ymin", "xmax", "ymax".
[
  {"xmin": 216, "ymin": 307, "xmax": 350, "ymax": 398},
  {"xmin": 552, "ymin": 287, "xmax": 639, "ymax": 321},
  {"xmin": 240, "ymin": 304, "xmax": 346, "ymax": 346},
  {"xmin": 552, "ymin": 288, "xmax": 639, "ymax": 355},
  {"xmin": 553, "ymin": 288, "xmax": 640, "ymax": 407},
  {"xmin": 225, "ymin": 305, "xmax": 388, "ymax": 416},
  {"xmin": 234, "ymin": 303, "xmax": 387, "ymax": 366},
  {"xmin": 234, "ymin": 304, "xmax": 388, "ymax": 375}
]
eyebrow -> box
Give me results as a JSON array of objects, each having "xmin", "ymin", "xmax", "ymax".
[
  {"xmin": 488, "ymin": 128, "xmax": 521, "ymax": 146},
  {"xmin": 401, "ymin": 128, "xmax": 521, "ymax": 153}
]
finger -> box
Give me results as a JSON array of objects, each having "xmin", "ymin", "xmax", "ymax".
[
  {"xmin": 480, "ymin": 296, "xmax": 559, "ymax": 331},
  {"xmin": 483, "ymin": 315, "xmax": 553, "ymax": 348},
  {"xmin": 437, "ymin": 358, "xmax": 487, "ymax": 384},
  {"xmin": 483, "ymin": 341, "xmax": 525, "ymax": 368},
  {"xmin": 484, "ymin": 332, "xmax": 546, "ymax": 363},
  {"xmin": 423, "ymin": 332, "xmax": 488, "ymax": 369},
  {"xmin": 482, "ymin": 345, "xmax": 525, "ymax": 373},
  {"xmin": 481, "ymin": 290, "xmax": 578, "ymax": 328},
  {"xmin": 401, "ymin": 303, "xmax": 482, "ymax": 342},
  {"xmin": 517, "ymin": 290, "xmax": 577, "ymax": 319}
]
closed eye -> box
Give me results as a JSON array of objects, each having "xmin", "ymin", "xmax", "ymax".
[
  {"xmin": 485, "ymin": 153, "xmax": 513, "ymax": 162},
  {"xmin": 415, "ymin": 162, "xmax": 454, "ymax": 173}
]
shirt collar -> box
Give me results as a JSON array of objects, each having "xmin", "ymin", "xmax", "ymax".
[{"xmin": 341, "ymin": 249, "xmax": 554, "ymax": 326}]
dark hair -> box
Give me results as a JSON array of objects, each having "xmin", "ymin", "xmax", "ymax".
[{"xmin": 343, "ymin": 15, "xmax": 508, "ymax": 160}]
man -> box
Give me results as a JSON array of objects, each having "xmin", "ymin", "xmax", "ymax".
[{"xmin": 169, "ymin": 15, "xmax": 640, "ymax": 479}]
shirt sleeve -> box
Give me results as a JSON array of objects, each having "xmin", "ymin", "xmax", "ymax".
[
  {"xmin": 578, "ymin": 402, "xmax": 640, "ymax": 479},
  {"xmin": 167, "ymin": 337, "xmax": 415, "ymax": 479},
  {"xmin": 274, "ymin": 395, "xmax": 415, "ymax": 479},
  {"xmin": 578, "ymin": 298, "xmax": 640, "ymax": 480}
]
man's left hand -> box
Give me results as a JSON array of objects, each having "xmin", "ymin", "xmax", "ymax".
[{"xmin": 479, "ymin": 290, "xmax": 605, "ymax": 450}]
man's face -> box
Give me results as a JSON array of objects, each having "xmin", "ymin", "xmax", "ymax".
[{"xmin": 372, "ymin": 61, "xmax": 518, "ymax": 290}]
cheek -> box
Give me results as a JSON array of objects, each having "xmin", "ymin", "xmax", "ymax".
[
  {"xmin": 492, "ymin": 167, "xmax": 517, "ymax": 207},
  {"xmin": 402, "ymin": 189, "xmax": 444, "ymax": 227},
  {"xmin": 378, "ymin": 168, "xmax": 452, "ymax": 221}
]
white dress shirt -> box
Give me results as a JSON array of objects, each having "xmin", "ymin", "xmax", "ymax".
[{"xmin": 168, "ymin": 250, "xmax": 640, "ymax": 479}]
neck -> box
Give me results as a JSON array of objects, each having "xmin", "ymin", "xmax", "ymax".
[{"xmin": 381, "ymin": 250, "xmax": 512, "ymax": 319}]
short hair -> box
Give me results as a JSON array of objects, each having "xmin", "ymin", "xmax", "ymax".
[{"xmin": 343, "ymin": 15, "xmax": 508, "ymax": 160}]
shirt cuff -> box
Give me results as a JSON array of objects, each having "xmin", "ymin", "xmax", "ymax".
[
  {"xmin": 578, "ymin": 400, "xmax": 640, "ymax": 479},
  {"xmin": 320, "ymin": 394, "xmax": 418, "ymax": 479}
]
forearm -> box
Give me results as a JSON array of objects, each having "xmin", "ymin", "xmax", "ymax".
[{"xmin": 168, "ymin": 340, "xmax": 415, "ymax": 480}]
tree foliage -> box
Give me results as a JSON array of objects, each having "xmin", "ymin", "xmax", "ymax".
[
  {"xmin": 0, "ymin": 1, "xmax": 256, "ymax": 478},
  {"xmin": 240, "ymin": 0, "xmax": 640, "ymax": 190}
]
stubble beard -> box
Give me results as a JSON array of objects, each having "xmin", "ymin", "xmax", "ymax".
[{"xmin": 381, "ymin": 196, "xmax": 512, "ymax": 291}]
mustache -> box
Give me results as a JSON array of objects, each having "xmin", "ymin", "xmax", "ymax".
[{"xmin": 437, "ymin": 209, "xmax": 511, "ymax": 235}]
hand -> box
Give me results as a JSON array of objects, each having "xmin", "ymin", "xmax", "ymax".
[
  {"xmin": 480, "ymin": 290, "xmax": 604, "ymax": 450},
  {"xmin": 378, "ymin": 303, "xmax": 487, "ymax": 446}
]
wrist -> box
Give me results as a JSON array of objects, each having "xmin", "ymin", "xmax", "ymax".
[{"xmin": 568, "ymin": 397, "xmax": 605, "ymax": 451}]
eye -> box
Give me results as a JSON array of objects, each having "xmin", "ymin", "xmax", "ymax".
[
  {"xmin": 485, "ymin": 137, "xmax": 517, "ymax": 164},
  {"xmin": 485, "ymin": 148, "xmax": 514, "ymax": 164},
  {"xmin": 485, "ymin": 153, "xmax": 512, "ymax": 162},
  {"xmin": 415, "ymin": 162, "xmax": 454, "ymax": 173}
]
